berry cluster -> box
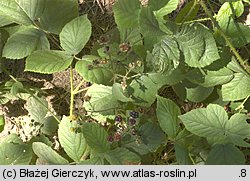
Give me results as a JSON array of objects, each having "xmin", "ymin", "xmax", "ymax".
[{"xmin": 107, "ymin": 111, "xmax": 140, "ymax": 143}]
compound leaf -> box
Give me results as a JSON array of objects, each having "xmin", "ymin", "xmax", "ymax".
[{"xmin": 179, "ymin": 104, "xmax": 250, "ymax": 146}]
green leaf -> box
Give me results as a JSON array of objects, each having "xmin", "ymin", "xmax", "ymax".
[
  {"xmin": 139, "ymin": 121, "xmax": 166, "ymax": 152},
  {"xmin": 84, "ymin": 84, "xmax": 118, "ymax": 115},
  {"xmin": 2, "ymin": 133, "xmax": 23, "ymax": 144},
  {"xmin": 15, "ymin": 0, "xmax": 45, "ymax": 21},
  {"xmin": 26, "ymin": 96, "xmax": 48, "ymax": 123},
  {"xmin": 10, "ymin": 81, "xmax": 23, "ymax": 96},
  {"xmin": 128, "ymin": 69, "xmax": 185, "ymax": 107},
  {"xmin": 25, "ymin": 50, "xmax": 73, "ymax": 74},
  {"xmin": 175, "ymin": 0, "xmax": 200, "ymax": 23},
  {"xmin": 32, "ymin": 142, "xmax": 69, "ymax": 164},
  {"xmin": 0, "ymin": 142, "xmax": 32, "ymax": 165},
  {"xmin": 0, "ymin": 115, "xmax": 4, "ymax": 133},
  {"xmin": 0, "ymin": 17, "xmax": 13, "ymax": 27},
  {"xmin": 216, "ymin": 1, "xmax": 249, "ymax": 48},
  {"xmin": 40, "ymin": 0, "xmax": 78, "ymax": 34},
  {"xmin": 75, "ymin": 60, "xmax": 113, "ymax": 85},
  {"xmin": 78, "ymin": 157, "xmax": 104, "ymax": 165},
  {"xmin": 149, "ymin": 36, "xmax": 180, "ymax": 74},
  {"xmin": 222, "ymin": 73, "xmax": 250, "ymax": 101},
  {"xmin": 216, "ymin": 22, "xmax": 250, "ymax": 47},
  {"xmin": 104, "ymin": 147, "xmax": 140, "ymax": 165},
  {"xmin": 139, "ymin": 7, "xmax": 167, "ymax": 37},
  {"xmin": 120, "ymin": 27, "xmax": 143, "ymax": 45},
  {"xmin": 149, "ymin": 0, "xmax": 171, "ymax": 10},
  {"xmin": 217, "ymin": 1, "xmax": 244, "ymax": 26},
  {"xmin": 206, "ymin": 144, "xmax": 245, "ymax": 165},
  {"xmin": 58, "ymin": 116, "xmax": 87, "ymax": 162},
  {"xmin": 186, "ymin": 69, "xmax": 226, "ymax": 87},
  {"xmin": 60, "ymin": 15, "xmax": 91, "ymax": 55},
  {"xmin": 139, "ymin": 7, "xmax": 166, "ymax": 49},
  {"xmin": 41, "ymin": 116, "xmax": 59, "ymax": 136},
  {"xmin": 128, "ymin": 74, "xmax": 160, "ymax": 107},
  {"xmin": 113, "ymin": 0, "xmax": 140, "ymax": 30},
  {"xmin": 3, "ymin": 27, "xmax": 49, "ymax": 59},
  {"xmin": 112, "ymin": 83, "xmax": 133, "ymax": 102},
  {"xmin": 179, "ymin": 104, "xmax": 250, "ymax": 146},
  {"xmin": 0, "ymin": 0, "xmax": 32, "ymax": 25},
  {"xmin": 225, "ymin": 113, "xmax": 250, "ymax": 141},
  {"xmin": 174, "ymin": 142, "xmax": 193, "ymax": 165},
  {"xmin": 227, "ymin": 57, "xmax": 249, "ymax": 76},
  {"xmin": 186, "ymin": 85, "xmax": 214, "ymax": 102},
  {"xmin": 29, "ymin": 134, "xmax": 53, "ymax": 147},
  {"xmin": 179, "ymin": 104, "xmax": 228, "ymax": 138},
  {"xmin": 152, "ymin": 0, "xmax": 179, "ymax": 18},
  {"xmin": 156, "ymin": 96, "xmax": 180, "ymax": 138},
  {"xmin": 188, "ymin": 67, "xmax": 234, "ymax": 87},
  {"xmin": 173, "ymin": 80, "xmax": 214, "ymax": 102},
  {"xmin": 82, "ymin": 123, "xmax": 110, "ymax": 153},
  {"xmin": 121, "ymin": 135, "xmax": 150, "ymax": 155},
  {"xmin": 176, "ymin": 23, "xmax": 220, "ymax": 67}
]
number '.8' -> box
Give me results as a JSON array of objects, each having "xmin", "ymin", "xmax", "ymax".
[{"xmin": 241, "ymin": 169, "xmax": 246, "ymax": 177}]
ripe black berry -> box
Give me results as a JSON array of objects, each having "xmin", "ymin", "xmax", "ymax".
[
  {"xmin": 130, "ymin": 111, "xmax": 139, "ymax": 118},
  {"xmin": 115, "ymin": 115, "xmax": 122, "ymax": 122},
  {"xmin": 129, "ymin": 118, "xmax": 136, "ymax": 125}
]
